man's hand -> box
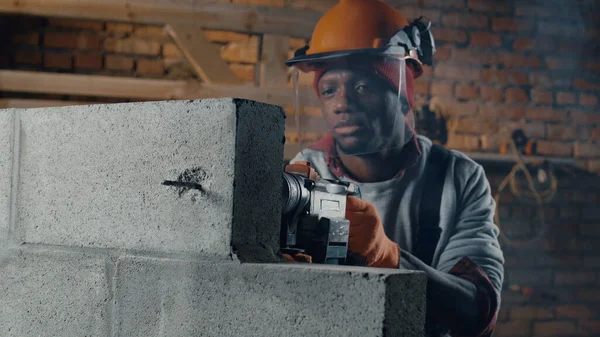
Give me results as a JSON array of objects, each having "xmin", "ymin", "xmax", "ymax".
[{"xmin": 346, "ymin": 196, "xmax": 400, "ymax": 268}]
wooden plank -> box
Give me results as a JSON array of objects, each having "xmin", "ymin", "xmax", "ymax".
[
  {"xmin": 0, "ymin": 70, "xmax": 320, "ymax": 108},
  {"xmin": 260, "ymin": 34, "xmax": 290, "ymax": 88},
  {"xmin": 0, "ymin": 0, "xmax": 321, "ymax": 38},
  {"xmin": 164, "ymin": 24, "xmax": 242, "ymax": 85},
  {"xmin": 0, "ymin": 98, "xmax": 92, "ymax": 109}
]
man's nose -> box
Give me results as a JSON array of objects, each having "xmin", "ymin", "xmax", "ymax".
[{"xmin": 333, "ymin": 86, "xmax": 355, "ymax": 114}]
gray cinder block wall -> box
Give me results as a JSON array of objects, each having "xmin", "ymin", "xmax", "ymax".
[{"xmin": 0, "ymin": 98, "xmax": 427, "ymax": 337}]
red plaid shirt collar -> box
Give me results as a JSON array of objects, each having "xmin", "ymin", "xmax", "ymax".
[{"xmin": 307, "ymin": 132, "xmax": 423, "ymax": 181}]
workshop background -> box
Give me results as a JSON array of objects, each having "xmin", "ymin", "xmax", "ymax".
[{"xmin": 0, "ymin": 0, "xmax": 599, "ymax": 336}]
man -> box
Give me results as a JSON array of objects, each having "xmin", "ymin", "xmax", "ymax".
[{"xmin": 283, "ymin": 1, "xmax": 505, "ymax": 336}]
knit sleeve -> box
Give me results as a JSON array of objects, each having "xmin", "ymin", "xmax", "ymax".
[
  {"xmin": 436, "ymin": 162, "xmax": 505, "ymax": 336},
  {"xmin": 437, "ymin": 163, "xmax": 504, "ymax": 294}
]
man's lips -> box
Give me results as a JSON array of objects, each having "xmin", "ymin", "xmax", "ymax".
[{"xmin": 334, "ymin": 125, "xmax": 363, "ymax": 135}]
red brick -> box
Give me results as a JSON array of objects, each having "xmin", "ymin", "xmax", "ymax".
[
  {"xmin": 508, "ymin": 71, "xmax": 529, "ymax": 85},
  {"xmin": 442, "ymin": 12, "xmax": 488, "ymax": 28},
  {"xmin": 579, "ymin": 94, "xmax": 598, "ymax": 106},
  {"xmin": 433, "ymin": 46, "xmax": 451, "ymax": 61},
  {"xmin": 431, "ymin": 82, "xmax": 454, "ymax": 97},
  {"xmin": 136, "ymin": 59, "xmax": 165, "ymax": 76},
  {"xmin": 445, "ymin": 133, "xmax": 480, "ymax": 151},
  {"xmin": 537, "ymin": 254, "xmax": 580, "ymax": 267},
  {"xmin": 12, "ymin": 32, "xmax": 39, "ymax": 45},
  {"xmin": 46, "ymin": 18, "xmax": 104, "ymax": 31},
  {"xmin": 505, "ymin": 87, "xmax": 528, "ymax": 103},
  {"xmin": 230, "ymin": 63, "xmax": 255, "ymax": 82},
  {"xmin": 581, "ymin": 321, "xmax": 600, "ymax": 334},
  {"xmin": 500, "ymin": 53, "xmax": 542, "ymax": 68},
  {"xmin": 577, "ymin": 288, "xmax": 600, "ymax": 302},
  {"xmin": 434, "ymin": 28, "xmax": 467, "ymax": 43},
  {"xmin": 480, "ymin": 86, "xmax": 503, "ymax": 102},
  {"xmin": 592, "ymin": 128, "xmax": 600, "ymax": 141},
  {"xmin": 546, "ymin": 125, "xmax": 575, "ymax": 141},
  {"xmin": 513, "ymin": 38, "xmax": 533, "ymax": 51},
  {"xmin": 434, "ymin": 64, "xmax": 480, "ymax": 81},
  {"xmin": 479, "ymin": 104, "xmax": 525, "ymax": 120},
  {"xmin": 523, "ymin": 122, "xmax": 546, "ymax": 138},
  {"xmin": 492, "ymin": 17, "xmax": 523, "ymax": 31},
  {"xmin": 493, "ymin": 320, "xmax": 531, "ymax": 337},
  {"xmin": 133, "ymin": 25, "xmax": 167, "ymax": 38},
  {"xmin": 529, "ymin": 72, "xmax": 553, "ymax": 88},
  {"xmin": 105, "ymin": 55, "xmax": 134, "ymax": 71},
  {"xmin": 448, "ymin": 118, "xmax": 494, "ymax": 134},
  {"xmin": 555, "ymin": 272, "xmax": 596, "ymax": 285},
  {"xmin": 587, "ymin": 62, "xmax": 600, "ymax": 73},
  {"xmin": 423, "ymin": 0, "xmax": 465, "ymax": 8},
  {"xmin": 545, "ymin": 56, "xmax": 578, "ymax": 70},
  {"xmin": 104, "ymin": 38, "xmax": 161, "ymax": 56},
  {"xmin": 430, "ymin": 97, "xmax": 478, "ymax": 117},
  {"xmin": 510, "ymin": 306, "xmax": 554, "ymax": 320},
  {"xmin": 533, "ymin": 321, "xmax": 580, "ymax": 337},
  {"xmin": 470, "ymin": 32, "xmax": 502, "ymax": 47},
  {"xmin": 587, "ymin": 160, "xmax": 600, "ymax": 173},
  {"xmin": 220, "ymin": 36, "xmax": 260, "ymax": 63},
  {"xmin": 451, "ymin": 49, "xmax": 498, "ymax": 65},
  {"xmin": 468, "ymin": 0, "xmax": 512, "ymax": 12},
  {"xmin": 531, "ymin": 89, "xmax": 553, "ymax": 104},
  {"xmin": 574, "ymin": 79, "xmax": 600, "ymax": 90},
  {"xmin": 106, "ymin": 23, "xmax": 134, "ymax": 35},
  {"xmin": 455, "ymin": 84, "xmax": 479, "ymax": 99},
  {"xmin": 14, "ymin": 49, "xmax": 41, "ymax": 65},
  {"xmin": 481, "ymin": 69, "xmax": 507, "ymax": 84},
  {"xmin": 556, "ymin": 305, "xmax": 595, "ymax": 319},
  {"xmin": 575, "ymin": 143, "xmax": 600, "ymax": 158},
  {"xmin": 44, "ymin": 32, "xmax": 101, "ymax": 50},
  {"xmin": 526, "ymin": 107, "xmax": 568, "ymax": 122},
  {"xmin": 414, "ymin": 81, "xmax": 430, "ymax": 95},
  {"xmin": 572, "ymin": 111, "xmax": 600, "ymax": 124},
  {"xmin": 43, "ymin": 53, "xmax": 72, "ymax": 69},
  {"xmin": 232, "ymin": 0, "xmax": 285, "ymax": 6},
  {"xmin": 535, "ymin": 141, "xmax": 572, "ymax": 157},
  {"xmin": 556, "ymin": 92, "xmax": 576, "ymax": 105},
  {"xmin": 581, "ymin": 223, "xmax": 600, "ymax": 237},
  {"xmin": 74, "ymin": 53, "xmax": 102, "ymax": 69}
]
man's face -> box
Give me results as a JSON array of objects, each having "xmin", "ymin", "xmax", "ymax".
[{"xmin": 316, "ymin": 68, "xmax": 406, "ymax": 155}]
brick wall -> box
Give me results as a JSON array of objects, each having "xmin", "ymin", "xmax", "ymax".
[
  {"xmin": 0, "ymin": 1, "xmax": 599, "ymax": 335},
  {"xmin": 484, "ymin": 161, "xmax": 600, "ymax": 337}
]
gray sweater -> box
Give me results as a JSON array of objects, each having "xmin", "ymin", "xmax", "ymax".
[{"xmin": 289, "ymin": 135, "xmax": 505, "ymax": 297}]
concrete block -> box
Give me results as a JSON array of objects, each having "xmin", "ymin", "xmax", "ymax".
[
  {"xmin": 115, "ymin": 257, "xmax": 427, "ymax": 337},
  {"xmin": 16, "ymin": 99, "xmax": 285, "ymax": 260},
  {"xmin": 0, "ymin": 248, "xmax": 109, "ymax": 336},
  {"xmin": 0, "ymin": 109, "xmax": 14, "ymax": 241}
]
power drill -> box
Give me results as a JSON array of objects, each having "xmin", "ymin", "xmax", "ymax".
[{"xmin": 280, "ymin": 162, "xmax": 360, "ymax": 264}]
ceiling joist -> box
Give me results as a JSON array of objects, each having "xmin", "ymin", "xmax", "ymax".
[
  {"xmin": 0, "ymin": 0, "xmax": 321, "ymax": 38},
  {"xmin": 0, "ymin": 70, "xmax": 320, "ymax": 107}
]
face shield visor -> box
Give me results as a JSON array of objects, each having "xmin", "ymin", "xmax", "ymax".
[{"xmin": 288, "ymin": 54, "xmax": 417, "ymax": 158}]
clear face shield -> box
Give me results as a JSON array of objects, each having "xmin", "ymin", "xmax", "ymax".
[{"xmin": 289, "ymin": 56, "xmax": 417, "ymax": 158}]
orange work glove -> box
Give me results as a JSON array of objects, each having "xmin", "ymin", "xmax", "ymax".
[
  {"xmin": 281, "ymin": 252, "xmax": 313, "ymax": 263},
  {"xmin": 346, "ymin": 196, "xmax": 400, "ymax": 268}
]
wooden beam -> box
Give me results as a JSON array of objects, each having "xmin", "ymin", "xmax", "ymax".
[
  {"xmin": 260, "ymin": 34, "xmax": 290, "ymax": 88},
  {"xmin": 0, "ymin": 98, "xmax": 92, "ymax": 109},
  {"xmin": 164, "ymin": 24, "xmax": 242, "ymax": 85},
  {"xmin": 0, "ymin": 70, "xmax": 320, "ymax": 108},
  {"xmin": 0, "ymin": 0, "xmax": 321, "ymax": 38}
]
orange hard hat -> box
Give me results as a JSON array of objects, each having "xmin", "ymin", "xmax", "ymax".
[{"xmin": 285, "ymin": 0, "xmax": 435, "ymax": 79}]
